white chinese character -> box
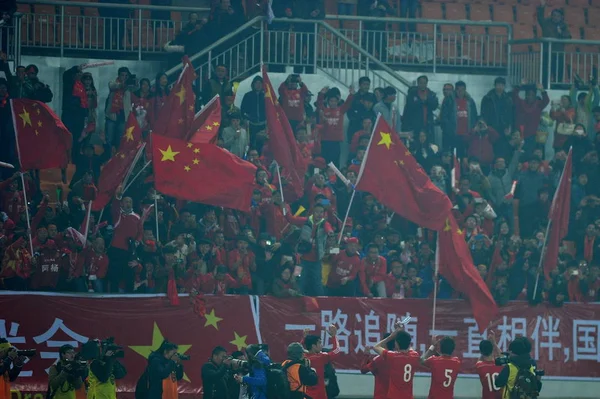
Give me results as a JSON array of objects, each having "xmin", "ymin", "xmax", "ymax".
[
  {"xmin": 497, "ymin": 316, "xmax": 527, "ymax": 352},
  {"xmin": 387, "ymin": 313, "xmax": 420, "ymax": 352},
  {"xmin": 463, "ymin": 318, "xmax": 487, "ymax": 359},
  {"xmin": 41, "ymin": 264, "xmax": 49, "ymax": 272},
  {"xmin": 0, "ymin": 320, "xmax": 32, "ymax": 377},
  {"xmin": 353, "ymin": 311, "xmax": 381, "ymax": 353},
  {"xmin": 33, "ymin": 318, "xmax": 89, "ymax": 373},
  {"xmin": 573, "ymin": 320, "xmax": 600, "ymax": 362},
  {"xmin": 531, "ymin": 316, "xmax": 561, "ymax": 361},
  {"xmin": 50, "ymin": 264, "xmax": 59, "ymax": 272},
  {"xmin": 321, "ymin": 309, "xmax": 350, "ymax": 354}
]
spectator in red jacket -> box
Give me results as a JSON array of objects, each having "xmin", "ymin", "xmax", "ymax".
[
  {"xmin": 513, "ymin": 81, "xmax": 550, "ymax": 151},
  {"xmin": 227, "ymin": 236, "xmax": 256, "ymax": 294},
  {"xmin": 74, "ymin": 236, "xmax": 109, "ymax": 293},
  {"xmin": 326, "ymin": 237, "xmax": 361, "ymax": 296},
  {"xmin": 317, "ymin": 86, "xmax": 355, "ymax": 166},
  {"xmin": 466, "ymin": 118, "xmax": 500, "ymax": 169},
  {"xmin": 360, "ymin": 243, "xmax": 388, "ymax": 297},
  {"xmin": 278, "ymin": 74, "xmax": 310, "ymax": 132}
]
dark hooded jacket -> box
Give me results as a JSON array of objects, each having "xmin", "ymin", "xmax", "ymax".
[{"xmin": 147, "ymin": 352, "xmax": 184, "ymax": 399}]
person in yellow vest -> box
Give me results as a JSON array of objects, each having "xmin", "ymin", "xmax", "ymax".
[
  {"xmin": 48, "ymin": 344, "xmax": 88, "ymax": 399},
  {"xmin": 0, "ymin": 338, "xmax": 26, "ymax": 399},
  {"xmin": 495, "ymin": 337, "xmax": 543, "ymax": 399},
  {"xmin": 147, "ymin": 341, "xmax": 184, "ymax": 399},
  {"xmin": 81, "ymin": 340, "xmax": 127, "ymax": 399},
  {"xmin": 282, "ymin": 342, "xmax": 319, "ymax": 399}
]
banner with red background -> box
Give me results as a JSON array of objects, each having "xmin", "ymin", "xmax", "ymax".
[{"xmin": 1, "ymin": 293, "xmax": 599, "ymax": 399}]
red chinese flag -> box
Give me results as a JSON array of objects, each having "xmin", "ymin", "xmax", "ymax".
[
  {"xmin": 92, "ymin": 112, "xmax": 143, "ymax": 211},
  {"xmin": 355, "ymin": 115, "xmax": 453, "ymax": 230},
  {"xmin": 151, "ymin": 134, "xmax": 257, "ymax": 212},
  {"xmin": 11, "ymin": 99, "xmax": 72, "ymax": 170},
  {"xmin": 185, "ymin": 94, "xmax": 221, "ymax": 144},
  {"xmin": 153, "ymin": 56, "xmax": 196, "ymax": 139},
  {"xmin": 438, "ymin": 216, "xmax": 498, "ymax": 332},
  {"xmin": 262, "ymin": 66, "xmax": 306, "ymax": 200},
  {"xmin": 543, "ymin": 148, "xmax": 572, "ymax": 278}
]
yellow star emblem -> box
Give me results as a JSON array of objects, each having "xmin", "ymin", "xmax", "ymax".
[
  {"xmin": 188, "ymin": 105, "xmax": 194, "ymax": 111},
  {"xmin": 456, "ymin": 228, "xmax": 464, "ymax": 235},
  {"xmin": 119, "ymin": 153, "xmax": 126, "ymax": 159},
  {"xmin": 184, "ymin": 165, "xmax": 191, "ymax": 172},
  {"xmin": 178, "ymin": 118, "xmax": 184, "ymax": 125},
  {"xmin": 193, "ymin": 148, "xmax": 200, "ymax": 154},
  {"xmin": 212, "ymin": 122, "xmax": 220, "ymax": 127},
  {"xmin": 193, "ymin": 159, "xmax": 200, "ymax": 165},
  {"xmin": 230, "ymin": 332, "xmax": 248, "ymax": 351},
  {"xmin": 175, "ymin": 87, "xmax": 186, "ymax": 105},
  {"xmin": 129, "ymin": 322, "xmax": 192, "ymax": 382},
  {"xmin": 37, "ymin": 120, "xmax": 43, "ymax": 128},
  {"xmin": 19, "ymin": 108, "xmax": 32, "ymax": 127},
  {"xmin": 377, "ymin": 132, "xmax": 393, "ymax": 150},
  {"xmin": 396, "ymin": 160, "xmax": 404, "ymax": 166},
  {"xmin": 205, "ymin": 125, "xmax": 213, "ymax": 131},
  {"xmin": 159, "ymin": 145, "xmax": 180, "ymax": 162},
  {"xmin": 204, "ymin": 309, "xmax": 223, "ymax": 330},
  {"xmin": 35, "ymin": 129, "xmax": 39, "ymax": 136},
  {"xmin": 443, "ymin": 218, "xmax": 452, "ymax": 232},
  {"xmin": 124, "ymin": 125, "xmax": 135, "ymax": 142},
  {"xmin": 187, "ymin": 143, "xmax": 193, "ymax": 148},
  {"xmin": 36, "ymin": 108, "xmax": 41, "ymax": 115},
  {"xmin": 405, "ymin": 151, "xmax": 410, "ymax": 156}
]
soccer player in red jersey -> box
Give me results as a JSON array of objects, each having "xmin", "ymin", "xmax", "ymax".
[
  {"xmin": 421, "ymin": 336, "xmax": 462, "ymax": 399},
  {"xmin": 303, "ymin": 324, "xmax": 340, "ymax": 399},
  {"xmin": 372, "ymin": 321, "xmax": 421, "ymax": 399},
  {"xmin": 476, "ymin": 331, "xmax": 503, "ymax": 399},
  {"xmin": 359, "ymin": 333, "xmax": 395, "ymax": 399}
]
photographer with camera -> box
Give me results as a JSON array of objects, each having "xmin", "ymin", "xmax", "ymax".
[
  {"xmin": 105, "ymin": 67, "xmax": 136, "ymax": 150},
  {"xmin": 136, "ymin": 340, "xmax": 184, "ymax": 399},
  {"xmin": 48, "ymin": 344, "xmax": 88, "ymax": 399},
  {"xmin": 495, "ymin": 336, "xmax": 543, "ymax": 399},
  {"xmin": 0, "ymin": 338, "xmax": 33, "ymax": 397},
  {"xmin": 232, "ymin": 344, "xmax": 272, "ymax": 399},
  {"xmin": 201, "ymin": 346, "xmax": 231, "ymax": 399},
  {"xmin": 81, "ymin": 339, "xmax": 127, "ymax": 399}
]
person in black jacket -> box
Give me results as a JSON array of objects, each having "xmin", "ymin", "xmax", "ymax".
[
  {"xmin": 147, "ymin": 341, "xmax": 184, "ymax": 399},
  {"xmin": 403, "ymin": 75, "xmax": 439, "ymax": 142},
  {"xmin": 201, "ymin": 346, "xmax": 231, "ymax": 399},
  {"xmin": 495, "ymin": 337, "xmax": 543, "ymax": 397},
  {"xmin": 240, "ymin": 76, "xmax": 266, "ymax": 146}
]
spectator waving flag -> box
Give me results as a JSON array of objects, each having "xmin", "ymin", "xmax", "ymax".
[
  {"xmin": 11, "ymin": 99, "xmax": 71, "ymax": 170},
  {"xmin": 543, "ymin": 147, "xmax": 573, "ymax": 279},
  {"xmin": 92, "ymin": 112, "xmax": 143, "ymax": 211},
  {"xmin": 151, "ymin": 134, "xmax": 257, "ymax": 212},
  {"xmin": 152, "ymin": 56, "xmax": 196, "ymax": 139},
  {"xmin": 262, "ymin": 66, "xmax": 307, "ymax": 201},
  {"xmin": 355, "ymin": 115, "xmax": 453, "ymax": 230},
  {"xmin": 438, "ymin": 216, "xmax": 498, "ymax": 332},
  {"xmin": 185, "ymin": 94, "xmax": 221, "ymax": 144}
]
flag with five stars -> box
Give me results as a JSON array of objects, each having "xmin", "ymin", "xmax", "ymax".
[
  {"xmin": 152, "ymin": 56, "xmax": 196, "ymax": 139},
  {"xmin": 438, "ymin": 215, "xmax": 498, "ymax": 332},
  {"xmin": 92, "ymin": 111, "xmax": 143, "ymax": 211},
  {"xmin": 543, "ymin": 147, "xmax": 572, "ymax": 279},
  {"xmin": 262, "ymin": 66, "xmax": 307, "ymax": 201},
  {"xmin": 11, "ymin": 99, "xmax": 72, "ymax": 170},
  {"xmin": 151, "ymin": 134, "xmax": 257, "ymax": 212},
  {"xmin": 355, "ymin": 115, "xmax": 453, "ymax": 230},
  {"xmin": 185, "ymin": 94, "xmax": 221, "ymax": 144}
]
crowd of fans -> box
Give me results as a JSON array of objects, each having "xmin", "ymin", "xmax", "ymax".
[{"xmin": 0, "ymin": 0, "xmax": 599, "ymax": 309}]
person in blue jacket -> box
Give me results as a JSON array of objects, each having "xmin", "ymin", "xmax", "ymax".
[{"xmin": 234, "ymin": 344, "xmax": 271, "ymax": 399}]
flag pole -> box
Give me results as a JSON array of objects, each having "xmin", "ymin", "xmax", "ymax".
[
  {"xmin": 432, "ymin": 233, "xmax": 440, "ymax": 333},
  {"xmin": 121, "ymin": 143, "xmax": 146, "ymax": 192},
  {"xmin": 20, "ymin": 173, "xmax": 35, "ymax": 256},
  {"xmin": 274, "ymin": 162, "xmax": 286, "ymax": 216},
  {"xmin": 154, "ymin": 195, "xmax": 160, "ymax": 242},
  {"xmin": 123, "ymin": 160, "xmax": 152, "ymax": 194},
  {"xmin": 337, "ymin": 190, "xmax": 356, "ymax": 245},
  {"xmin": 83, "ymin": 200, "xmax": 93, "ymax": 245}
]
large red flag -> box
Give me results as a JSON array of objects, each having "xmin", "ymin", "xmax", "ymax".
[
  {"xmin": 92, "ymin": 112, "xmax": 143, "ymax": 211},
  {"xmin": 151, "ymin": 134, "xmax": 257, "ymax": 212},
  {"xmin": 543, "ymin": 148, "xmax": 572, "ymax": 278},
  {"xmin": 11, "ymin": 99, "xmax": 72, "ymax": 170},
  {"xmin": 355, "ymin": 115, "xmax": 453, "ymax": 230},
  {"xmin": 262, "ymin": 67, "xmax": 306, "ymax": 200},
  {"xmin": 185, "ymin": 94, "xmax": 221, "ymax": 144},
  {"xmin": 152, "ymin": 56, "xmax": 196, "ymax": 139},
  {"xmin": 438, "ymin": 216, "xmax": 498, "ymax": 332}
]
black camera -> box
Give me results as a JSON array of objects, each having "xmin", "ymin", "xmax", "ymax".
[
  {"xmin": 126, "ymin": 74, "xmax": 138, "ymax": 87},
  {"xmin": 101, "ymin": 337, "xmax": 125, "ymax": 358},
  {"xmin": 16, "ymin": 349, "xmax": 37, "ymax": 357},
  {"xmin": 494, "ymin": 352, "xmax": 511, "ymax": 366},
  {"xmin": 178, "ymin": 353, "xmax": 190, "ymax": 361},
  {"xmin": 228, "ymin": 357, "xmax": 249, "ymax": 370}
]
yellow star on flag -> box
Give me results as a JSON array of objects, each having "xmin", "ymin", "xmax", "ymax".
[
  {"xmin": 230, "ymin": 332, "xmax": 248, "ymax": 351},
  {"xmin": 405, "ymin": 151, "xmax": 410, "ymax": 156},
  {"xmin": 124, "ymin": 125, "xmax": 135, "ymax": 142},
  {"xmin": 19, "ymin": 108, "xmax": 32, "ymax": 127},
  {"xmin": 178, "ymin": 118, "xmax": 184, "ymax": 125},
  {"xmin": 176, "ymin": 87, "xmax": 186, "ymax": 105},
  {"xmin": 456, "ymin": 228, "xmax": 464, "ymax": 235},
  {"xmin": 443, "ymin": 218, "xmax": 452, "ymax": 232},
  {"xmin": 187, "ymin": 143, "xmax": 193, "ymax": 148},
  {"xmin": 193, "ymin": 159, "xmax": 200, "ymax": 165},
  {"xmin": 377, "ymin": 132, "xmax": 393, "ymax": 150},
  {"xmin": 204, "ymin": 309, "xmax": 223, "ymax": 330},
  {"xmin": 184, "ymin": 165, "xmax": 191, "ymax": 172},
  {"xmin": 160, "ymin": 145, "xmax": 180, "ymax": 162},
  {"xmin": 35, "ymin": 129, "xmax": 39, "ymax": 136},
  {"xmin": 119, "ymin": 153, "xmax": 126, "ymax": 159},
  {"xmin": 37, "ymin": 121, "xmax": 43, "ymax": 128},
  {"xmin": 36, "ymin": 108, "xmax": 41, "ymax": 115},
  {"xmin": 205, "ymin": 125, "xmax": 213, "ymax": 131},
  {"xmin": 193, "ymin": 148, "xmax": 200, "ymax": 154},
  {"xmin": 129, "ymin": 322, "xmax": 192, "ymax": 382},
  {"xmin": 188, "ymin": 105, "xmax": 194, "ymax": 111},
  {"xmin": 213, "ymin": 122, "xmax": 220, "ymax": 127}
]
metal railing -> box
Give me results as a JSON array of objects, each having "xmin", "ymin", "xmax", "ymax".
[
  {"xmin": 510, "ymin": 38, "xmax": 600, "ymax": 89},
  {"xmin": 325, "ymin": 15, "xmax": 513, "ymax": 73},
  {"xmin": 17, "ymin": 0, "xmax": 210, "ymax": 59},
  {"xmin": 0, "ymin": 14, "xmax": 22, "ymax": 67}
]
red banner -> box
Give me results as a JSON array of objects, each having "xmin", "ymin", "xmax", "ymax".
[{"xmin": 1, "ymin": 293, "xmax": 599, "ymax": 399}]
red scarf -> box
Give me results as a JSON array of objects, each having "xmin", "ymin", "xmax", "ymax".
[
  {"xmin": 167, "ymin": 268, "xmax": 180, "ymax": 306},
  {"xmin": 73, "ymin": 81, "xmax": 89, "ymax": 109},
  {"xmin": 110, "ymin": 87, "xmax": 125, "ymax": 113},
  {"xmin": 0, "ymin": 93, "xmax": 8, "ymax": 108},
  {"xmin": 584, "ymin": 236, "xmax": 595, "ymax": 262}
]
